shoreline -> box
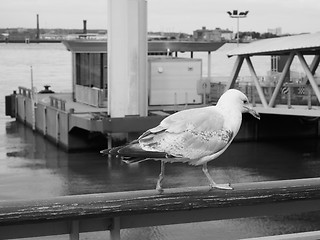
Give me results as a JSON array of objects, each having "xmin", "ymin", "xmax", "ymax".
[{"xmin": 0, "ymin": 39, "xmax": 61, "ymax": 43}]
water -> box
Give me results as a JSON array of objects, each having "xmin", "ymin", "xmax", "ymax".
[{"xmin": 1, "ymin": 43, "xmax": 320, "ymax": 239}]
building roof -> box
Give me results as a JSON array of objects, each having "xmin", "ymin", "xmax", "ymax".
[
  {"xmin": 63, "ymin": 40, "xmax": 225, "ymax": 53},
  {"xmin": 227, "ymin": 32, "xmax": 320, "ymax": 57},
  {"xmin": 63, "ymin": 40, "xmax": 107, "ymax": 53}
]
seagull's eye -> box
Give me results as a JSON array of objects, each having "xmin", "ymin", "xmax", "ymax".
[{"xmin": 243, "ymin": 99, "xmax": 248, "ymax": 104}]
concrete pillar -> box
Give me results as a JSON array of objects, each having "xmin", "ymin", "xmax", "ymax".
[{"xmin": 107, "ymin": 0, "xmax": 148, "ymax": 118}]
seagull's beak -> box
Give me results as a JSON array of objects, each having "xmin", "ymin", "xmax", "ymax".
[{"xmin": 244, "ymin": 106, "xmax": 260, "ymax": 120}]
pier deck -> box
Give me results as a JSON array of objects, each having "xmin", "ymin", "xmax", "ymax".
[
  {"xmin": 12, "ymin": 88, "xmax": 168, "ymax": 150},
  {"xmin": 37, "ymin": 92, "xmax": 108, "ymax": 113}
]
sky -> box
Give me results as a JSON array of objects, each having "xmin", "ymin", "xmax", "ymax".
[{"xmin": 1, "ymin": 0, "xmax": 320, "ymax": 34}]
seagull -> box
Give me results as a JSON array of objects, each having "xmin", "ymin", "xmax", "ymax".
[{"xmin": 101, "ymin": 89, "xmax": 260, "ymax": 192}]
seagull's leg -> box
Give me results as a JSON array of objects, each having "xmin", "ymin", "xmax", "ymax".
[
  {"xmin": 156, "ymin": 161, "xmax": 165, "ymax": 193},
  {"xmin": 202, "ymin": 163, "xmax": 233, "ymax": 190}
]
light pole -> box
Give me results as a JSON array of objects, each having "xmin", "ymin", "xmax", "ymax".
[{"xmin": 227, "ymin": 10, "xmax": 249, "ymax": 46}]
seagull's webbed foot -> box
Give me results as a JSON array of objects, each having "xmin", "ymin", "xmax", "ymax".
[
  {"xmin": 156, "ymin": 181, "xmax": 164, "ymax": 193},
  {"xmin": 202, "ymin": 163, "xmax": 233, "ymax": 191},
  {"xmin": 210, "ymin": 183, "xmax": 233, "ymax": 190}
]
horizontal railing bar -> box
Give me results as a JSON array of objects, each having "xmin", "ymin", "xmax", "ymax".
[
  {"xmin": 1, "ymin": 177, "xmax": 320, "ymax": 225},
  {"xmin": 119, "ymin": 199, "xmax": 320, "ymax": 229},
  {"xmin": 1, "ymin": 178, "xmax": 320, "ymax": 239},
  {"xmin": 253, "ymin": 105, "xmax": 320, "ymax": 117}
]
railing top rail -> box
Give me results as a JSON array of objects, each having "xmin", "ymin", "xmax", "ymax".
[
  {"xmin": 49, "ymin": 95, "xmax": 66, "ymax": 103},
  {"xmin": 1, "ymin": 178, "xmax": 320, "ymax": 227},
  {"xmin": 18, "ymin": 86, "xmax": 31, "ymax": 91}
]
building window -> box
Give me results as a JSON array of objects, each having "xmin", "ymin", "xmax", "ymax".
[{"xmin": 76, "ymin": 53, "xmax": 107, "ymax": 89}]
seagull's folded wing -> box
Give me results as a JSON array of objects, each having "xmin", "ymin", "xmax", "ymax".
[{"xmin": 139, "ymin": 107, "xmax": 233, "ymax": 161}]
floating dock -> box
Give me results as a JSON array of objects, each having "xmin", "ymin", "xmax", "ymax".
[
  {"xmin": 6, "ymin": 34, "xmax": 320, "ymax": 151},
  {"xmin": 6, "ymin": 87, "xmax": 168, "ymax": 151}
]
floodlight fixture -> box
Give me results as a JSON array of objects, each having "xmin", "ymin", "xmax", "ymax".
[{"xmin": 227, "ymin": 10, "xmax": 249, "ymax": 46}]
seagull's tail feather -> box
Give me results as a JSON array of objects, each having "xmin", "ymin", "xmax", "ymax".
[
  {"xmin": 100, "ymin": 148, "xmax": 110, "ymax": 156},
  {"xmin": 100, "ymin": 141, "xmax": 168, "ymax": 164},
  {"xmin": 121, "ymin": 157, "xmax": 149, "ymax": 164},
  {"xmin": 100, "ymin": 145, "xmax": 128, "ymax": 156}
]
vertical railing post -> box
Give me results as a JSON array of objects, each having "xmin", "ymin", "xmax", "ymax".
[
  {"xmin": 23, "ymin": 98, "xmax": 26, "ymax": 123},
  {"xmin": 307, "ymin": 86, "xmax": 312, "ymax": 110},
  {"xmin": 56, "ymin": 112, "xmax": 60, "ymax": 145},
  {"xmin": 70, "ymin": 220, "xmax": 79, "ymax": 240},
  {"xmin": 110, "ymin": 217, "xmax": 121, "ymax": 240},
  {"xmin": 287, "ymin": 85, "xmax": 292, "ymax": 109},
  {"xmin": 252, "ymin": 85, "xmax": 256, "ymax": 107},
  {"xmin": 43, "ymin": 107, "xmax": 47, "ymax": 136},
  {"xmin": 62, "ymin": 100, "xmax": 66, "ymax": 111}
]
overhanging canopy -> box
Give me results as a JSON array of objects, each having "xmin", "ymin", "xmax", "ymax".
[
  {"xmin": 63, "ymin": 40, "xmax": 225, "ymax": 53},
  {"xmin": 227, "ymin": 32, "xmax": 320, "ymax": 57},
  {"xmin": 226, "ymin": 32, "xmax": 320, "ymax": 114}
]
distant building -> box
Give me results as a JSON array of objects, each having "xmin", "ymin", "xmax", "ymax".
[
  {"xmin": 17, "ymin": 28, "xmax": 28, "ymax": 33},
  {"xmin": 242, "ymin": 35, "xmax": 253, "ymax": 42},
  {"xmin": 220, "ymin": 29, "xmax": 233, "ymax": 41},
  {"xmin": 193, "ymin": 27, "xmax": 222, "ymax": 42},
  {"xmin": 148, "ymin": 32, "xmax": 191, "ymax": 41},
  {"xmin": 268, "ymin": 27, "xmax": 282, "ymax": 36},
  {"xmin": 193, "ymin": 27, "xmax": 233, "ymax": 42}
]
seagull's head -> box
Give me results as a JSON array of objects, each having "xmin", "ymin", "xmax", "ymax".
[{"xmin": 217, "ymin": 89, "xmax": 260, "ymax": 120}]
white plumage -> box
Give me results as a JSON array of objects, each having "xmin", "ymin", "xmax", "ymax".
[{"xmin": 102, "ymin": 89, "xmax": 260, "ymax": 192}]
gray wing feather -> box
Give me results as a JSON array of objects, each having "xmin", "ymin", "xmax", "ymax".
[{"xmin": 138, "ymin": 107, "xmax": 233, "ymax": 161}]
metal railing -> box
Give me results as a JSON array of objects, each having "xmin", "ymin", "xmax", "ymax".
[
  {"xmin": 238, "ymin": 83, "xmax": 319, "ymax": 108},
  {"xmin": 208, "ymin": 82, "xmax": 320, "ymax": 110},
  {"xmin": 1, "ymin": 178, "xmax": 320, "ymax": 240},
  {"xmin": 18, "ymin": 86, "xmax": 33, "ymax": 98},
  {"xmin": 50, "ymin": 96, "xmax": 66, "ymax": 111}
]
